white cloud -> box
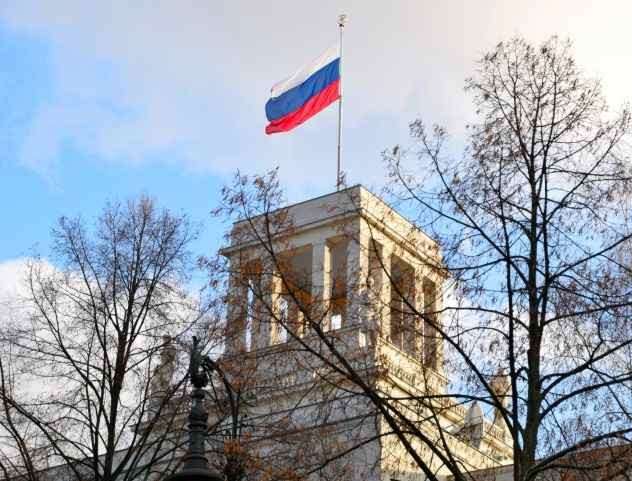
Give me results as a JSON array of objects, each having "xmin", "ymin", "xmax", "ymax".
[
  {"xmin": 1, "ymin": 0, "xmax": 631, "ymax": 193},
  {"xmin": 0, "ymin": 258, "xmax": 28, "ymax": 298},
  {"xmin": 0, "ymin": 258, "xmax": 31, "ymax": 327}
]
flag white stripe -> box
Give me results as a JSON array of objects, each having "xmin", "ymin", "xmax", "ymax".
[{"xmin": 270, "ymin": 44, "xmax": 340, "ymax": 99}]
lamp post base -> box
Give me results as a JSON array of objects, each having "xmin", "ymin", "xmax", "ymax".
[{"xmin": 165, "ymin": 467, "xmax": 222, "ymax": 481}]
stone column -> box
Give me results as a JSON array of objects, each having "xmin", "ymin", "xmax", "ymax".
[
  {"xmin": 226, "ymin": 264, "xmax": 247, "ymax": 355},
  {"xmin": 434, "ymin": 284, "xmax": 445, "ymax": 374},
  {"xmin": 376, "ymin": 244, "xmax": 392, "ymax": 341},
  {"xmin": 414, "ymin": 266, "xmax": 425, "ymax": 360},
  {"xmin": 422, "ymin": 276, "xmax": 444, "ymax": 372},
  {"xmin": 260, "ymin": 258, "xmax": 282, "ymax": 347},
  {"xmin": 311, "ymin": 241, "xmax": 331, "ymax": 331},
  {"xmin": 346, "ymin": 222, "xmax": 370, "ymax": 326}
]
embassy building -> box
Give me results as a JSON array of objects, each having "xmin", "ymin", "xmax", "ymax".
[{"xmin": 213, "ymin": 186, "xmax": 513, "ymax": 481}]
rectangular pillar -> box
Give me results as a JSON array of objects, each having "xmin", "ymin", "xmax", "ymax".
[
  {"xmin": 433, "ymin": 281, "xmax": 445, "ymax": 373},
  {"xmin": 414, "ymin": 266, "xmax": 425, "ymax": 360},
  {"xmin": 311, "ymin": 241, "xmax": 331, "ymax": 331},
  {"xmin": 226, "ymin": 266, "xmax": 247, "ymax": 354},
  {"xmin": 346, "ymin": 223, "xmax": 370, "ymax": 326},
  {"xmin": 257, "ymin": 258, "xmax": 281, "ymax": 348},
  {"xmin": 423, "ymin": 276, "xmax": 444, "ymax": 371},
  {"xmin": 376, "ymin": 244, "xmax": 392, "ymax": 341}
]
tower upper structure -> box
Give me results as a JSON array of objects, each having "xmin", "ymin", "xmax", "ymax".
[
  {"xmin": 222, "ymin": 185, "xmax": 444, "ymax": 371},
  {"xmin": 219, "ymin": 185, "xmax": 512, "ymax": 480}
]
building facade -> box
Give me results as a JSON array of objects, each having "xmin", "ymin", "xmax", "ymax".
[{"xmin": 216, "ymin": 186, "xmax": 513, "ymax": 481}]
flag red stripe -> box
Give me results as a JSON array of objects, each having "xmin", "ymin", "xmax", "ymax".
[{"xmin": 265, "ymin": 79, "xmax": 340, "ymax": 135}]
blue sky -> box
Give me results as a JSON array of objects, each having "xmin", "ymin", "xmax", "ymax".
[
  {"xmin": 0, "ymin": 22, "xmax": 225, "ymax": 258},
  {"xmin": 0, "ymin": 23, "xmax": 224, "ymax": 258},
  {"xmin": 1, "ymin": 0, "xmax": 631, "ymax": 280}
]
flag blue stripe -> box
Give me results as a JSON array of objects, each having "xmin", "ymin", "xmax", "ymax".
[{"xmin": 266, "ymin": 58, "xmax": 340, "ymax": 122}]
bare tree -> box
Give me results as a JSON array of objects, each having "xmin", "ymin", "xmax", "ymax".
[
  {"xmin": 0, "ymin": 196, "xmax": 214, "ymax": 481},
  {"xmin": 383, "ymin": 35, "xmax": 632, "ymax": 481},
  {"xmin": 207, "ymin": 36, "xmax": 632, "ymax": 481}
]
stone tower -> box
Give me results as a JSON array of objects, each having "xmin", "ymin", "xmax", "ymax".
[{"xmin": 219, "ymin": 185, "xmax": 512, "ymax": 481}]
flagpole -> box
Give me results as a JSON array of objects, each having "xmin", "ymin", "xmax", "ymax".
[{"xmin": 336, "ymin": 14, "xmax": 347, "ymax": 191}]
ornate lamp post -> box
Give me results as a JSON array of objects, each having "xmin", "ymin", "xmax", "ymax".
[{"xmin": 165, "ymin": 337, "xmax": 223, "ymax": 481}]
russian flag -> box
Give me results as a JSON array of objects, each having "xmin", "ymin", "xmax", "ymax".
[{"xmin": 265, "ymin": 45, "xmax": 340, "ymax": 135}]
